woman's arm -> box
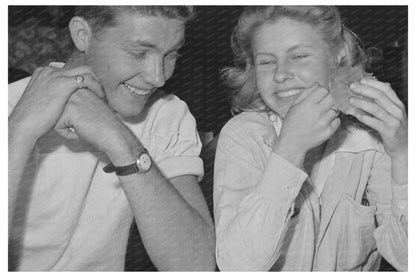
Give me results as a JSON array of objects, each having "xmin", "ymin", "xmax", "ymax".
[
  {"xmin": 349, "ymin": 78, "xmax": 408, "ymax": 270},
  {"xmin": 214, "ymin": 127, "xmax": 308, "ymax": 271},
  {"xmin": 367, "ymin": 151, "xmax": 407, "ymax": 271}
]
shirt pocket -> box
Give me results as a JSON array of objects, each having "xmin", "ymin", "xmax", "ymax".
[{"xmin": 336, "ymin": 193, "xmax": 378, "ymax": 270}]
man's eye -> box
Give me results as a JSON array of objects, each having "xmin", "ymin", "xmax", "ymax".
[{"xmin": 130, "ymin": 51, "xmax": 147, "ymax": 59}]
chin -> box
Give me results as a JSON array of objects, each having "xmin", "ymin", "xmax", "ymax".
[{"xmin": 109, "ymin": 101, "xmax": 146, "ymax": 118}]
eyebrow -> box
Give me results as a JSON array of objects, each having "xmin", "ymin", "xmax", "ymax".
[
  {"xmin": 287, "ymin": 44, "xmax": 315, "ymax": 52},
  {"xmin": 127, "ymin": 38, "xmax": 185, "ymax": 52},
  {"xmin": 254, "ymin": 52, "xmax": 275, "ymax": 60},
  {"xmin": 254, "ymin": 44, "xmax": 315, "ymax": 59}
]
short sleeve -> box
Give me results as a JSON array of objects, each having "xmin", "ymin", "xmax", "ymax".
[{"xmin": 146, "ymin": 95, "xmax": 203, "ymax": 181}]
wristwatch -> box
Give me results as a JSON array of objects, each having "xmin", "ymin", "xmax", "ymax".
[{"xmin": 103, "ymin": 148, "xmax": 152, "ymax": 176}]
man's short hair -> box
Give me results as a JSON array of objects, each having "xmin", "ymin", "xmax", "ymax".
[{"xmin": 75, "ymin": 6, "xmax": 196, "ymax": 37}]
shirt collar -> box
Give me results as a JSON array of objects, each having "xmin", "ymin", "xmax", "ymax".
[{"xmin": 263, "ymin": 112, "xmax": 282, "ymax": 148}]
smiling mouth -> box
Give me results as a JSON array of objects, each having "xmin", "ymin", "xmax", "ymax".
[
  {"xmin": 276, "ymin": 88, "xmax": 304, "ymax": 98},
  {"xmin": 123, "ymin": 82, "xmax": 152, "ymax": 96}
]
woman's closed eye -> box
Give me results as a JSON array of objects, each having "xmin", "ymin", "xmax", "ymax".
[
  {"xmin": 257, "ymin": 59, "xmax": 276, "ymax": 66},
  {"xmin": 292, "ymin": 54, "xmax": 309, "ymax": 61}
]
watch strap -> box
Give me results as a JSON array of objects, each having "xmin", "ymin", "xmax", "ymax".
[
  {"xmin": 103, "ymin": 148, "xmax": 150, "ymax": 176},
  {"xmin": 103, "ymin": 163, "xmax": 140, "ymax": 176}
]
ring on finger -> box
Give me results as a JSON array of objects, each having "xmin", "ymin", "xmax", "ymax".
[{"xmin": 75, "ymin": 75, "xmax": 84, "ymax": 89}]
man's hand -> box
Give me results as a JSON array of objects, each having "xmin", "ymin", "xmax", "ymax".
[
  {"xmin": 55, "ymin": 89, "xmax": 138, "ymax": 161},
  {"xmin": 9, "ymin": 65, "xmax": 105, "ymax": 141}
]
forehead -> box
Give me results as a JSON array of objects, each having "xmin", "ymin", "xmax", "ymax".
[
  {"xmin": 101, "ymin": 14, "xmax": 185, "ymax": 50},
  {"xmin": 253, "ymin": 18, "xmax": 326, "ymax": 52}
]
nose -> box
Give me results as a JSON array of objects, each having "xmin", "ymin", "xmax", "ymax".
[
  {"xmin": 143, "ymin": 56, "xmax": 166, "ymax": 88},
  {"xmin": 273, "ymin": 61, "xmax": 294, "ymax": 83}
]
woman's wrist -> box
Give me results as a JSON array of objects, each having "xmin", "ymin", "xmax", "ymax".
[
  {"xmin": 390, "ymin": 152, "xmax": 408, "ymax": 186},
  {"xmin": 272, "ymin": 137, "xmax": 306, "ymax": 168}
]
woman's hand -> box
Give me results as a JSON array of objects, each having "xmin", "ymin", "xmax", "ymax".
[
  {"xmin": 349, "ymin": 78, "xmax": 407, "ymax": 185},
  {"xmin": 9, "ymin": 65, "xmax": 105, "ymax": 141},
  {"xmin": 349, "ymin": 78, "xmax": 407, "ymax": 159},
  {"xmin": 273, "ymin": 83, "xmax": 341, "ymax": 167}
]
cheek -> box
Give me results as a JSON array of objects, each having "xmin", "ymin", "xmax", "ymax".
[
  {"xmin": 314, "ymin": 66, "xmax": 332, "ymax": 88},
  {"xmin": 297, "ymin": 62, "xmax": 332, "ymax": 88},
  {"xmin": 315, "ymin": 56, "xmax": 336, "ymax": 87},
  {"xmin": 255, "ymin": 69, "xmax": 273, "ymax": 91}
]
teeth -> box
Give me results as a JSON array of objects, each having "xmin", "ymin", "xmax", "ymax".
[
  {"xmin": 123, "ymin": 83, "xmax": 150, "ymax": 96},
  {"xmin": 277, "ymin": 89, "xmax": 303, "ymax": 98}
]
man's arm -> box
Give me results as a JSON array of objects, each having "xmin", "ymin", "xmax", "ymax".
[
  {"xmin": 121, "ymin": 171, "xmax": 215, "ymax": 271},
  {"xmin": 104, "ymin": 132, "xmax": 215, "ymax": 271},
  {"xmin": 8, "ymin": 120, "xmax": 37, "ymax": 232},
  {"xmin": 55, "ymin": 89, "xmax": 216, "ymax": 271},
  {"xmin": 8, "ymin": 65, "xmax": 105, "ymax": 235}
]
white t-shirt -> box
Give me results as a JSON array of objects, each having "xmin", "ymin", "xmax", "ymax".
[{"xmin": 8, "ymin": 70, "xmax": 204, "ymax": 270}]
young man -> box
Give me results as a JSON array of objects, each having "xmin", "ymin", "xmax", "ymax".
[{"xmin": 9, "ymin": 6, "xmax": 215, "ymax": 271}]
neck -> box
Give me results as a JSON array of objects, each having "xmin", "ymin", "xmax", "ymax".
[{"xmin": 64, "ymin": 51, "xmax": 86, "ymax": 69}]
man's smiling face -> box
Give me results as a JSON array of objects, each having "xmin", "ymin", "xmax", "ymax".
[{"xmin": 84, "ymin": 14, "xmax": 185, "ymax": 117}]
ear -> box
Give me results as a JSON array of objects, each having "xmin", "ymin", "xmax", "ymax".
[
  {"xmin": 335, "ymin": 47, "xmax": 347, "ymax": 65},
  {"xmin": 69, "ymin": 16, "xmax": 92, "ymax": 52}
]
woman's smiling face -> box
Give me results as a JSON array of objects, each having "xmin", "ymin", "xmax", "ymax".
[{"xmin": 252, "ymin": 18, "xmax": 337, "ymax": 117}]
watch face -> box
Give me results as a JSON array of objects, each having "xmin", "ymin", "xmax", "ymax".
[{"xmin": 138, "ymin": 153, "xmax": 152, "ymax": 171}]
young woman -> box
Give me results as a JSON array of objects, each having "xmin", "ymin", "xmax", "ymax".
[{"xmin": 214, "ymin": 6, "xmax": 407, "ymax": 271}]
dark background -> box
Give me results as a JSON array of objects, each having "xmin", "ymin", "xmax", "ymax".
[
  {"xmin": 9, "ymin": 5, "xmax": 407, "ymax": 271},
  {"xmin": 9, "ymin": 6, "xmax": 408, "ymax": 136}
]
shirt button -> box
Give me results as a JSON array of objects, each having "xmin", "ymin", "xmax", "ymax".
[{"xmin": 398, "ymin": 201, "xmax": 407, "ymax": 210}]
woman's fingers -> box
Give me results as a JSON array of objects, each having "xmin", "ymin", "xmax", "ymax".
[
  {"xmin": 354, "ymin": 113, "xmax": 388, "ymax": 134},
  {"xmin": 353, "ymin": 78, "xmax": 405, "ymax": 108},
  {"xmin": 293, "ymin": 82, "xmax": 320, "ymax": 104},
  {"xmin": 350, "ymin": 80, "xmax": 405, "ymax": 120},
  {"xmin": 320, "ymin": 92, "xmax": 336, "ymax": 110},
  {"xmin": 349, "ymin": 97, "xmax": 399, "ymax": 125},
  {"xmin": 330, "ymin": 117, "xmax": 341, "ymax": 131}
]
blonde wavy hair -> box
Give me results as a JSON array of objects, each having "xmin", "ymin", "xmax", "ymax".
[{"xmin": 222, "ymin": 6, "xmax": 367, "ymax": 114}]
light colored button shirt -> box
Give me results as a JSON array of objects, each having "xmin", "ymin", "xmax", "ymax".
[
  {"xmin": 214, "ymin": 111, "xmax": 407, "ymax": 271},
  {"xmin": 9, "ymin": 67, "xmax": 204, "ymax": 270}
]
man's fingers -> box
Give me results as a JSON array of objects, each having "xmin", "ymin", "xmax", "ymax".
[
  {"xmin": 55, "ymin": 114, "xmax": 80, "ymax": 140},
  {"xmin": 55, "ymin": 126, "xmax": 80, "ymax": 140},
  {"xmin": 75, "ymin": 74, "xmax": 106, "ymax": 98},
  {"xmin": 60, "ymin": 66, "xmax": 101, "ymax": 82},
  {"xmin": 56, "ymin": 73, "xmax": 105, "ymax": 99},
  {"xmin": 25, "ymin": 67, "xmax": 46, "ymax": 88}
]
